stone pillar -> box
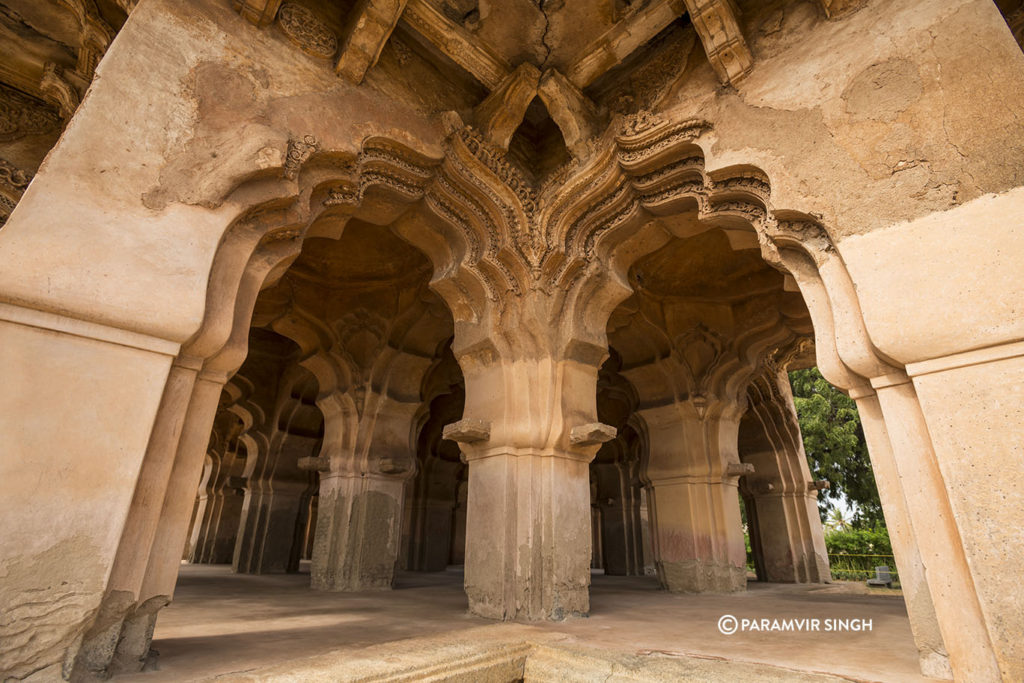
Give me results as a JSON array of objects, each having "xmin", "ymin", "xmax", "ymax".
[
  {"xmin": 869, "ymin": 374, "xmax": 997, "ymax": 680},
  {"xmin": 309, "ymin": 396, "xmax": 417, "ymax": 591},
  {"xmin": 592, "ymin": 462, "xmax": 638, "ymax": 576},
  {"xmin": 450, "ymin": 481, "xmax": 468, "ymax": 565},
  {"xmin": 204, "ymin": 486, "xmax": 245, "ymax": 564},
  {"xmin": 848, "ymin": 385, "xmax": 951, "ymax": 679},
  {"xmin": 447, "ymin": 335, "xmax": 613, "ymax": 621},
  {"xmin": 185, "ymin": 455, "xmax": 216, "ymax": 561},
  {"xmin": 311, "ymin": 473, "xmax": 407, "ymax": 590},
  {"xmin": 408, "ymin": 458, "xmax": 461, "ymax": 572},
  {"xmin": 740, "ymin": 372, "xmax": 830, "ymax": 583},
  {"xmin": 906, "ymin": 346, "xmax": 1024, "ymax": 681},
  {"xmin": 234, "ymin": 480, "xmax": 307, "ymax": 574},
  {"xmin": 114, "ymin": 374, "xmax": 226, "ymax": 668},
  {"xmin": 641, "ymin": 398, "xmax": 748, "ymax": 592},
  {"xmin": 0, "ymin": 312, "xmax": 178, "ymax": 680}
]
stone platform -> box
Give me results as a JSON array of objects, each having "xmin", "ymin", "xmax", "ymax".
[{"xmin": 120, "ymin": 565, "xmax": 932, "ymax": 682}]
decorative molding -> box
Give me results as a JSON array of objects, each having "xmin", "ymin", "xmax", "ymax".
[
  {"xmin": 284, "ymin": 134, "xmax": 320, "ymax": 180},
  {"xmin": 0, "ymin": 158, "xmax": 33, "ymax": 228}
]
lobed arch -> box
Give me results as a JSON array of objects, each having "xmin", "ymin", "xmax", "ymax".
[{"xmin": 75, "ymin": 109, "xmax": 977, "ymax": 677}]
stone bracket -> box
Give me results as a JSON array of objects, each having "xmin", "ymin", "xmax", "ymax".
[
  {"xmin": 473, "ymin": 63, "xmax": 541, "ymax": 151},
  {"xmin": 808, "ymin": 479, "xmax": 830, "ymax": 491},
  {"xmin": 569, "ymin": 422, "xmax": 617, "ymax": 446},
  {"xmin": 336, "ymin": 0, "xmax": 410, "ymax": 84},
  {"xmin": 297, "ymin": 455, "xmax": 330, "ymax": 472},
  {"xmin": 537, "ymin": 69, "xmax": 602, "ymax": 160},
  {"xmin": 443, "ymin": 419, "xmax": 491, "ymax": 443},
  {"xmin": 682, "ymin": 0, "xmax": 753, "ymax": 85},
  {"xmin": 725, "ymin": 462, "xmax": 755, "ymax": 478},
  {"xmin": 376, "ymin": 457, "xmax": 410, "ymax": 475}
]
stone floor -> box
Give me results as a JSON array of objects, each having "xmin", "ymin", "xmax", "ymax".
[{"xmin": 121, "ymin": 564, "xmax": 934, "ymax": 682}]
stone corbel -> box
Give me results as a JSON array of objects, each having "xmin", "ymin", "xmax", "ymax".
[
  {"xmin": 227, "ymin": 475, "xmax": 248, "ymax": 489},
  {"xmin": 569, "ymin": 422, "xmax": 617, "ymax": 446},
  {"xmin": 336, "ymin": 0, "xmax": 410, "ymax": 84},
  {"xmin": 297, "ymin": 455, "xmax": 330, "ymax": 471},
  {"xmin": 725, "ymin": 462, "xmax": 754, "ymax": 478},
  {"xmin": 682, "ymin": 0, "xmax": 753, "ymax": 85},
  {"xmin": 808, "ymin": 479, "xmax": 830, "ymax": 491},
  {"xmin": 442, "ymin": 418, "xmax": 491, "ymax": 443},
  {"xmin": 376, "ymin": 457, "xmax": 412, "ymax": 475},
  {"xmin": 537, "ymin": 69, "xmax": 602, "ymax": 159},
  {"xmin": 473, "ymin": 63, "xmax": 541, "ymax": 151}
]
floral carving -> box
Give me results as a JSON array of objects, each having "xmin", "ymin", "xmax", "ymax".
[
  {"xmin": 277, "ymin": 3, "xmax": 338, "ymax": 59},
  {"xmin": 0, "ymin": 85, "xmax": 61, "ymax": 142},
  {"xmin": 284, "ymin": 134, "xmax": 320, "ymax": 180}
]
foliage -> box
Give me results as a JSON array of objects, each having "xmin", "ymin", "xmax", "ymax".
[
  {"xmin": 825, "ymin": 527, "xmax": 897, "ymax": 583},
  {"xmin": 789, "ymin": 367, "xmax": 884, "ymax": 529},
  {"xmin": 824, "ymin": 527, "xmax": 892, "ymax": 556}
]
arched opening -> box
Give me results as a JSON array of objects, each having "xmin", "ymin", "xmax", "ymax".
[{"xmin": 59, "ymin": 123, "xmax": 955, "ymax": 681}]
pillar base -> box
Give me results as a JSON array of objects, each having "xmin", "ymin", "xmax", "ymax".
[{"xmin": 658, "ymin": 559, "xmax": 746, "ymax": 593}]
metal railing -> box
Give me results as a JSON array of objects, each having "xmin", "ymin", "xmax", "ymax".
[
  {"xmin": 828, "ymin": 553, "xmax": 898, "ymax": 583},
  {"xmin": 745, "ymin": 551, "xmax": 900, "ymax": 585}
]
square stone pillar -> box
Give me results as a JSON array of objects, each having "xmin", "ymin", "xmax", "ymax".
[
  {"xmin": 464, "ymin": 450, "xmax": 593, "ymax": 619},
  {"xmin": 234, "ymin": 480, "xmax": 308, "ymax": 574},
  {"xmin": 311, "ymin": 473, "xmax": 406, "ymax": 590},
  {"xmin": 870, "ymin": 374, "xmax": 1000, "ymax": 681},
  {"xmin": 907, "ymin": 344, "xmax": 1024, "ymax": 681},
  {"xmin": 848, "ymin": 386, "xmax": 951, "ymax": 679},
  {"xmin": 641, "ymin": 401, "xmax": 748, "ymax": 593},
  {"xmin": 0, "ymin": 312, "xmax": 177, "ymax": 679}
]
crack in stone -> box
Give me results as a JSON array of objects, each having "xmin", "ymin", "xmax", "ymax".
[{"xmin": 537, "ymin": 0, "xmax": 554, "ymax": 68}]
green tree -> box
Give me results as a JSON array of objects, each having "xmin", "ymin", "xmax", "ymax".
[{"xmin": 789, "ymin": 367, "xmax": 884, "ymax": 529}]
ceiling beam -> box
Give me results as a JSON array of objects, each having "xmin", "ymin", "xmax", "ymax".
[
  {"xmin": 401, "ymin": 0, "xmax": 511, "ymax": 91},
  {"xmin": 682, "ymin": 0, "xmax": 752, "ymax": 85},
  {"xmin": 232, "ymin": 0, "xmax": 284, "ymax": 28},
  {"xmin": 336, "ymin": 0, "xmax": 409, "ymax": 84},
  {"xmin": 564, "ymin": 0, "xmax": 688, "ymax": 90}
]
